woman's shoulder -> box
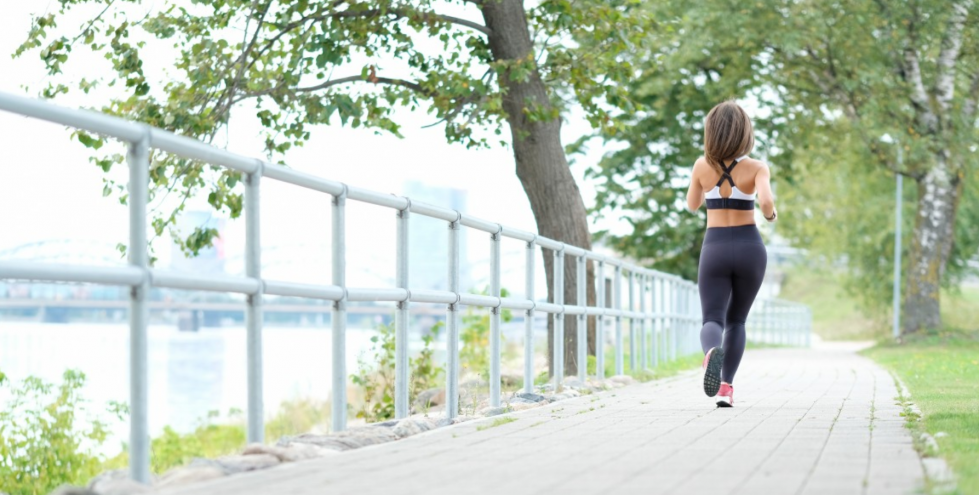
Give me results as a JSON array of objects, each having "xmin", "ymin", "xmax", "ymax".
[
  {"xmin": 693, "ymin": 156, "xmax": 712, "ymax": 172},
  {"xmin": 740, "ymin": 157, "xmax": 770, "ymax": 173}
]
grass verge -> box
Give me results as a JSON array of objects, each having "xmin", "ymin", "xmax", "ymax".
[
  {"xmin": 586, "ymin": 348, "xmax": 704, "ymax": 383},
  {"xmin": 476, "ymin": 416, "xmax": 517, "ymax": 431},
  {"xmin": 778, "ymin": 267, "xmax": 883, "ymax": 340},
  {"xmin": 862, "ymin": 332, "xmax": 979, "ymax": 494},
  {"xmin": 777, "ymin": 267, "xmax": 979, "ymax": 341}
]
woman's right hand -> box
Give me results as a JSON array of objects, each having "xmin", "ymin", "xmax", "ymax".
[
  {"xmin": 765, "ymin": 208, "xmax": 777, "ymax": 223},
  {"xmin": 755, "ymin": 164, "xmax": 777, "ymax": 221}
]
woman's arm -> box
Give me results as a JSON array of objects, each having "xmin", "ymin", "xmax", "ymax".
[
  {"xmin": 686, "ymin": 159, "xmax": 705, "ymax": 213},
  {"xmin": 755, "ymin": 164, "xmax": 777, "ymax": 221}
]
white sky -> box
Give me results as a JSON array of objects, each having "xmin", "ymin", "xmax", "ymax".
[{"xmin": 0, "ymin": 1, "xmax": 637, "ymax": 294}]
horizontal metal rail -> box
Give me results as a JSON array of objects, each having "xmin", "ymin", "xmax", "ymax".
[{"xmin": 0, "ymin": 91, "xmax": 811, "ymax": 483}]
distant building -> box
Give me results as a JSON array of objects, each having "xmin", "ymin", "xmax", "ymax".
[
  {"xmin": 170, "ymin": 211, "xmax": 227, "ymax": 275},
  {"xmin": 402, "ymin": 181, "xmax": 471, "ymax": 292}
]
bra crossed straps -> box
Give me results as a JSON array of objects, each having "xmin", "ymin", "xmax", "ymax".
[{"xmin": 705, "ymin": 157, "xmax": 756, "ymax": 211}]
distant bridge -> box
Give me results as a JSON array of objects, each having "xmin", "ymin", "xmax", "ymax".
[
  {"xmin": 0, "ymin": 297, "xmax": 446, "ymax": 330},
  {"xmin": 0, "ymin": 297, "xmax": 445, "ymax": 315}
]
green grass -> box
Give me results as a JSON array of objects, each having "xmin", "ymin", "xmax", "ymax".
[
  {"xmin": 476, "ymin": 416, "xmax": 517, "ymax": 431},
  {"xmin": 587, "ymin": 347, "xmax": 703, "ymax": 382},
  {"xmin": 943, "ymin": 286, "xmax": 979, "ymax": 333},
  {"xmin": 777, "ymin": 267, "xmax": 979, "ymax": 340},
  {"xmin": 778, "ymin": 267, "xmax": 883, "ymax": 340},
  {"xmin": 862, "ymin": 332, "xmax": 979, "ymax": 494}
]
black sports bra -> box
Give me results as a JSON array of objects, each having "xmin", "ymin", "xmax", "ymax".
[{"xmin": 705, "ymin": 157, "xmax": 755, "ymax": 211}]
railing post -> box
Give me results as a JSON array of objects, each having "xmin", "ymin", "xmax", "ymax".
[
  {"xmin": 792, "ymin": 306, "xmax": 799, "ymax": 346},
  {"xmin": 764, "ymin": 299, "xmax": 771, "ymax": 344},
  {"xmin": 656, "ymin": 276, "xmax": 664, "ymax": 365},
  {"xmin": 394, "ymin": 205, "xmax": 410, "ymax": 419},
  {"xmin": 576, "ymin": 254, "xmax": 587, "ymax": 382},
  {"xmin": 331, "ymin": 187, "xmax": 348, "ymax": 431},
  {"xmin": 785, "ymin": 305, "xmax": 790, "ymax": 345},
  {"xmin": 245, "ymin": 163, "xmax": 264, "ymax": 443},
  {"xmin": 669, "ymin": 279, "xmax": 677, "ymax": 362},
  {"xmin": 553, "ymin": 247, "xmax": 565, "ymax": 387},
  {"xmin": 780, "ymin": 303, "xmax": 785, "ymax": 344},
  {"xmin": 489, "ymin": 227, "xmax": 502, "ymax": 407},
  {"xmin": 523, "ymin": 239, "xmax": 536, "ymax": 394},
  {"xmin": 446, "ymin": 217, "xmax": 461, "ymax": 419},
  {"xmin": 683, "ymin": 284, "xmax": 690, "ymax": 355},
  {"xmin": 690, "ymin": 284, "xmax": 697, "ymax": 354},
  {"xmin": 127, "ymin": 135, "xmax": 150, "ymax": 484},
  {"xmin": 614, "ymin": 264, "xmax": 623, "ymax": 376},
  {"xmin": 686, "ymin": 283, "xmax": 693, "ymax": 355},
  {"xmin": 638, "ymin": 273, "xmax": 646, "ymax": 371},
  {"xmin": 648, "ymin": 274, "xmax": 659, "ymax": 368},
  {"xmin": 806, "ymin": 307, "xmax": 812, "ymax": 347},
  {"xmin": 786, "ymin": 305, "xmax": 792, "ymax": 346},
  {"xmin": 799, "ymin": 307, "xmax": 804, "ymax": 346},
  {"xmin": 628, "ymin": 270, "xmax": 636, "ymax": 372},
  {"xmin": 596, "ymin": 260, "xmax": 605, "ymax": 380},
  {"xmin": 678, "ymin": 282, "xmax": 685, "ymax": 357},
  {"xmin": 680, "ymin": 283, "xmax": 688, "ymax": 355}
]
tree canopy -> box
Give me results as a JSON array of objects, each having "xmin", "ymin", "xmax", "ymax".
[
  {"xmin": 17, "ymin": 0, "xmax": 649, "ymax": 258},
  {"xmin": 587, "ymin": 0, "xmax": 979, "ymax": 328}
]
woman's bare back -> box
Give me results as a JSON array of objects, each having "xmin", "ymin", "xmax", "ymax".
[{"xmin": 690, "ymin": 156, "xmax": 766, "ymax": 228}]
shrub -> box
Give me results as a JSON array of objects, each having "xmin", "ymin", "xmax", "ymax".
[
  {"xmin": 351, "ymin": 321, "xmax": 444, "ymax": 423},
  {"xmin": 0, "ymin": 369, "xmax": 125, "ymax": 495}
]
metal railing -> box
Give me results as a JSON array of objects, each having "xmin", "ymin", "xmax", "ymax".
[
  {"xmin": 746, "ymin": 298, "xmax": 812, "ymax": 347},
  {"xmin": 0, "ymin": 91, "xmax": 810, "ymax": 482}
]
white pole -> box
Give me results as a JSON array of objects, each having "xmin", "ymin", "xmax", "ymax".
[{"xmin": 893, "ymin": 147, "xmax": 903, "ymax": 341}]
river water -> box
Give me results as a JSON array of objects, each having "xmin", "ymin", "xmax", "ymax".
[{"xmin": 0, "ymin": 322, "xmax": 380, "ymax": 448}]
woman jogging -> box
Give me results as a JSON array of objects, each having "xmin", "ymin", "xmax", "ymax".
[{"xmin": 685, "ymin": 101, "xmax": 777, "ymax": 407}]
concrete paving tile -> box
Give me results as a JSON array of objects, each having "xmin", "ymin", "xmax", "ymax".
[{"xmin": 157, "ymin": 348, "xmax": 925, "ymax": 495}]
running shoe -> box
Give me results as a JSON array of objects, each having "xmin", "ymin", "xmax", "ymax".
[
  {"xmin": 702, "ymin": 346, "xmax": 725, "ymax": 397},
  {"xmin": 716, "ymin": 382, "xmax": 734, "ymax": 407}
]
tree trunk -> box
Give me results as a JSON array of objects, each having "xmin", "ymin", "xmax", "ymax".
[
  {"xmin": 480, "ymin": 0, "xmax": 596, "ymax": 377},
  {"xmin": 902, "ymin": 155, "xmax": 960, "ymax": 333}
]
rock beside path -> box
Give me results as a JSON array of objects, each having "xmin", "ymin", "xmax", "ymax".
[{"xmin": 64, "ymin": 376, "xmax": 636, "ymax": 495}]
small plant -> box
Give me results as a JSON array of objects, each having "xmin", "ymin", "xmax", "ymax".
[
  {"xmin": 351, "ymin": 321, "xmax": 444, "ymax": 423},
  {"xmin": 534, "ymin": 370, "xmax": 550, "ymax": 386},
  {"xmin": 0, "ymin": 369, "xmax": 126, "ymax": 495},
  {"xmin": 460, "ymin": 288, "xmax": 513, "ymax": 375},
  {"xmin": 476, "ymin": 416, "xmax": 517, "ymax": 431},
  {"xmin": 351, "ymin": 323, "xmax": 397, "ymax": 423}
]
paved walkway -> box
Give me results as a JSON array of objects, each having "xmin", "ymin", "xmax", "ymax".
[{"xmin": 161, "ymin": 346, "xmax": 924, "ymax": 495}]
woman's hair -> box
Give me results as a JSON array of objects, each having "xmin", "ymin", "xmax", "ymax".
[{"xmin": 704, "ymin": 101, "xmax": 755, "ymax": 174}]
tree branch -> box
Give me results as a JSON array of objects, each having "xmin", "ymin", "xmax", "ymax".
[
  {"xmin": 69, "ymin": 0, "xmax": 117, "ymax": 45},
  {"xmin": 214, "ymin": 2, "xmax": 272, "ymax": 122},
  {"xmin": 236, "ymin": 74, "xmax": 433, "ymax": 104},
  {"xmin": 901, "ymin": 6, "xmax": 939, "ymax": 132},
  {"xmin": 333, "ymin": 8, "xmax": 491, "ymax": 36},
  {"xmin": 298, "ymin": 75, "xmax": 430, "ymax": 95},
  {"xmin": 934, "ymin": 0, "xmax": 973, "ymax": 113}
]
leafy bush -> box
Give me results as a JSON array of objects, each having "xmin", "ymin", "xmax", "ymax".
[
  {"xmin": 0, "ymin": 369, "xmax": 125, "ymax": 495},
  {"xmin": 351, "ymin": 321, "xmax": 444, "ymax": 423},
  {"xmin": 460, "ymin": 288, "xmax": 513, "ymax": 377},
  {"xmin": 107, "ymin": 399, "xmax": 334, "ymax": 475},
  {"xmin": 265, "ymin": 398, "xmax": 331, "ymax": 440},
  {"xmin": 104, "ymin": 409, "xmax": 247, "ymax": 475}
]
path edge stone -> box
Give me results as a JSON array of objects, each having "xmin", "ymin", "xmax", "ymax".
[{"xmin": 892, "ymin": 373, "xmax": 957, "ymax": 494}]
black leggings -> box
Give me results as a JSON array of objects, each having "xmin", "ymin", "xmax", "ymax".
[{"xmin": 698, "ymin": 225, "xmax": 767, "ymax": 384}]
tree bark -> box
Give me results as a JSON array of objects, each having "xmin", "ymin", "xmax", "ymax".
[
  {"xmin": 903, "ymin": 156, "xmax": 960, "ymax": 333},
  {"xmin": 480, "ymin": 0, "xmax": 596, "ymax": 377}
]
